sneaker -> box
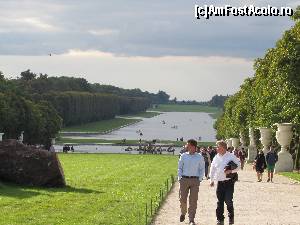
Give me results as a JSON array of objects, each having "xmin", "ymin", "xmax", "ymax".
[
  {"xmin": 217, "ymin": 220, "xmax": 224, "ymax": 225},
  {"xmin": 267, "ymin": 178, "xmax": 270, "ymax": 182},
  {"xmin": 180, "ymin": 215, "xmax": 185, "ymax": 222}
]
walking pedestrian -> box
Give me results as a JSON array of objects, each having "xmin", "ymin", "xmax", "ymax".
[
  {"xmin": 254, "ymin": 150, "xmax": 267, "ymax": 182},
  {"xmin": 266, "ymin": 147, "xmax": 278, "ymax": 182},
  {"xmin": 178, "ymin": 139, "xmax": 205, "ymax": 225},
  {"xmin": 209, "ymin": 140, "xmax": 240, "ymax": 225},
  {"xmin": 200, "ymin": 147, "xmax": 211, "ymax": 179}
]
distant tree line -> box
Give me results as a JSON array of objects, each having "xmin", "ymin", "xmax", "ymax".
[
  {"xmin": 0, "ymin": 71, "xmax": 165, "ymax": 147},
  {"xmin": 170, "ymin": 94, "xmax": 229, "ymax": 108}
]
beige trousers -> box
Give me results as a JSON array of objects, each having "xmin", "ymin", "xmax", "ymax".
[{"xmin": 179, "ymin": 177, "xmax": 200, "ymax": 221}]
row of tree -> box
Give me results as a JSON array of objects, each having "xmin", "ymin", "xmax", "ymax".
[
  {"xmin": 0, "ymin": 71, "xmax": 156, "ymax": 146},
  {"xmin": 170, "ymin": 95, "xmax": 229, "ymax": 108},
  {"xmin": 214, "ymin": 11, "xmax": 300, "ymax": 169},
  {"xmin": 16, "ymin": 71, "xmax": 170, "ymax": 104},
  {"xmin": 39, "ymin": 92, "xmax": 150, "ymax": 126}
]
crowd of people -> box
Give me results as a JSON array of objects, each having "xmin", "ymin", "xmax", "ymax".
[{"xmin": 178, "ymin": 139, "xmax": 279, "ymax": 225}]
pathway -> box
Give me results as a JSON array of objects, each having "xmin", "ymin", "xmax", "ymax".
[{"xmin": 152, "ymin": 165, "xmax": 300, "ymax": 225}]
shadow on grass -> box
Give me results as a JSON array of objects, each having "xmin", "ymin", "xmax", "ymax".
[{"xmin": 0, "ymin": 182, "xmax": 104, "ymax": 199}]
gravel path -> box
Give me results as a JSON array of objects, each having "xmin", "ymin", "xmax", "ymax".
[{"xmin": 152, "ymin": 165, "xmax": 300, "ymax": 225}]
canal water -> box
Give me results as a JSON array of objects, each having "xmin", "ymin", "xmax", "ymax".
[
  {"xmin": 67, "ymin": 112, "xmax": 216, "ymax": 142},
  {"xmin": 57, "ymin": 112, "xmax": 216, "ymax": 154}
]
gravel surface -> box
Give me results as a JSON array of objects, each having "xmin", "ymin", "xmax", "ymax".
[{"xmin": 152, "ymin": 164, "xmax": 300, "ymax": 225}]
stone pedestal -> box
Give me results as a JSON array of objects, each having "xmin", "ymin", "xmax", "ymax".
[
  {"xmin": 0, "ymin": 133, "xmax": 4, "ymax": 142},
  {"xmin": 259, "ymin": 127, "xmax": 272, "ymax": 154},
  {"xmin": 231, "ymin": 138, "xmax": 239, "ymax": 149},
  {"xmin": 239, "ymin": 132, "xmax": 246, "ymax": 149},
  {"xmin": 226, "ymin": 139, "xmax": 232, "ymax": 148},
  {"xmin": 247, "ymin": 128, "xmax": 256, "ymax": 162},
  {"xmin": 274, "ymin": 123, "xmax": 293, "ymax": 173}
]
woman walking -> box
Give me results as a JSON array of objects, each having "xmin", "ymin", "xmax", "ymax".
[{"xmin": 254, "ymin": 150, "xmax": 267, "ymax": 182}]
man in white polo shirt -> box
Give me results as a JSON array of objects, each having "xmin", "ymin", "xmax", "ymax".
[
  {"xmin": 209, "ymin": 140, "xmax": 240, "ymax": 225},
  {"xmin": 178, "ymin": 139, "xmax": 205, "ymax": 225}
]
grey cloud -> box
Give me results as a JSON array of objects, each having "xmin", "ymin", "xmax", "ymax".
[{"xmin": 0, "ymin": 0, "xmax": 298, "ymax": 58}]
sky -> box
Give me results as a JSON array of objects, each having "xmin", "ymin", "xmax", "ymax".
[{"xmin": 0, "ymin": 0, "xmax": 299, "ymax": 101}]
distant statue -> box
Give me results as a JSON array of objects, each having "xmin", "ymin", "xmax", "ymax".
[{"xmin": 18, "ymin": 131, "xmax": 24, "ymax": 143}]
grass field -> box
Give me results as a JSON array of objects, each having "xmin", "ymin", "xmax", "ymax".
[
  {"xmin": 0, "ymin": 154, "xmax": 178, "ymax": 225},
  {"xmin": 123, "ymin": 111, "xmax": 161, "ymax": 118},
  {"xmin": 57, "ymin": 138, "xmax": 215, "ymax": 147},
  {"xmin": 61, "ymin": 118, "xmax": 141, "ymax": 132},
  {"xmin": 280, "ymin": 171, "xmax": 300, "ymax": 182},
  {"xmin": 151, "ymin": 104, "xmax": 222, "ymax": 118}
]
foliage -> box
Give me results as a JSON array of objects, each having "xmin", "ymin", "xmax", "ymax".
[
  {"xmin": 0, "ymin": 70, "xmax": 152, "ymax": 144},
  {"xmin": 207, "ymin": 94, "xmax": 229, "ymax": 108},
  {"xmin": 215, "ymin": 10, "xmax": 300, "ymax": 166},
  {"xmin": 0, "ymin": 92, "xmax": 62, "ymax": 147}
]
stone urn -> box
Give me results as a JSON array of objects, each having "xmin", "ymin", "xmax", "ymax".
[
  {"xmin": 247, "ymin": 128, "xmax": 257, "ymax": 162},
  {"xmin": 226, "ymin": 139, "xmax": 232, "ymax": 148},
  {"xmin": 259, "ymin": 127, "xmax": 272, "ymax": 154},
  {"xmin": 239, "ymin": 132, "xmax": 246, "ymax": 148},
  {"xmin": 0, "ymin": 133, "xmax": 4, "ymax": 142},
  {"xmin": 231, "ymin": 138, "xmax": 239, "ymax": 149},
  {"xmin": 274, "ymin": 123, "xmax": 293, "ymax": 173}
]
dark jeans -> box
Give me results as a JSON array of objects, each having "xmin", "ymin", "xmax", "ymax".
[
  {"xmin": 205, "ymin": 162, "xmax": 209, "ymax": 178},
  {"xmin": 216, "ymin": 180, "xmax": 235, "ymax": 222}
]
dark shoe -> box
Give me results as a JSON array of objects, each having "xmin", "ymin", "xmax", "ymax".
[
  {"xmin": 180, "ymin": 215, "xmax": 185, "ymax": 222},
  {"xmin": 217, "ymin": 220, "xmax": 224, "ymax": 225},
  {"xmin": 229, "ymin": 217, "xmax": 234, "ymax": 224}
]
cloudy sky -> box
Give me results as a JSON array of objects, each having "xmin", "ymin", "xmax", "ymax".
[{"xmin": 0, "ymin": 0, "xmax": 299, "ymax": 101}]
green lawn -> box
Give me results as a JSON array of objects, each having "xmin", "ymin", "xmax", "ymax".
[
  {"xmin": 123, "ymin": 111, "xmax": 161, "ymax": 118},
  {"xmin": 57, "ymin": 138, "xmax": 215, "ymax": 147},
  {"xmin": 151, "ymin": 104, "xmax": 222, "ymax": 118},
  {"xmin": 280, "ymin": 171, "xmax": 300, "ymax": 182},
  {"xmin": 61, "ymin": 118, "xmax": 141, "ymax": 132},
  {"xmin": 0, "ymin": 154, "xmax": 178, "ymax": 225}
]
